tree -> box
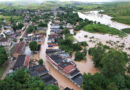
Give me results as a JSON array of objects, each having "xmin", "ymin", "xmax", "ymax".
[
  {"xmin": 44, "ymin": 85, "xmax": 59, "ymax": 90},
  {"xmin": 82, "ymin": 73, "xmax": 109, "ymax": 90},
  {"xmin": 107, "ymin": 82, "xmax": 118, "ymax": 90},
  {"xmin": 17, "ymin": 23, "xmax": 24, "ymax": 29},
  {"xmin": 127, "ymin": 64, "xmax": 130, "ymax": 73},
  {"xmin": 20, "ymin": 38, "xmax": 23, "ymax": 41},
  {"xmin": 101, "ymin": 49, "xmax": 128, "ymax": 78},
  {"xmin": 88, "ymin": 43, "xmax": 106, "ymax": 68},
  {"xmin": 27, "ymin": 26, "xmax": 37, "ymax": 33},
  {"xmin": 38, "ymin": 21, "xmax": 47, "ymax": 27},
  {"xmin": 60, "ymin": 25, "xmax": 63, "ymax": 29},
  {"xmin": 0, "ymin": 69, "xmax": 46, "ymax": 90},
  {"xmin": 38, "ymin": 59, "xmax": 43, "ymax": 65},
  {"xmin": 112, "ymin": 74, "xmax": 126, "ymax": 89},
  {"xmin": 29, "ymin": 41, "xmax": 38, "ymax": 51},
  {"xmin": 75, "ymin": 49, "xmax": 87, "ymax": 61},
  {"xmin": 0, "ymin": 46, "xmax": 8, "ymax": 65}
]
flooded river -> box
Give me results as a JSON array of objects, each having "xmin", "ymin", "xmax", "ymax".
[
  {"xmin": 78, "ymin": 11, "xmax": 130, "ymax": 30},
  {"xmin": 39, "ymin": 10, "xmax": 130, "ymax": 89},
  {"xmin": 77, "ymin": 11, "xmax": 130, "ymax": 55},
  {"xmin": 39, "ymin": 22, "xmax": 81, "ymax": 90}
]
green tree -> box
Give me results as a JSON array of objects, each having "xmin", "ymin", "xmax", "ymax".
[
  {"xmin": 88, "ymin": 43, "xmax": 106, "ymax": 68},
  {"xmin": 101, "ymin": 49, "xmax": 128, "ymax": 78},
  {"xmin": 27, "ymin": 26, "xmax": 37, "ymax": 33},
  {"xmin": 0, "ymin": 46, "xmax": 8, "ymax": 65},
  {"xmin": 82, "ymin": 73, "xmax": 109, "ymax": 90},
  {"xmin": 107, "ymin": 82, "xmax": 118, "ymax": 90},
  {"xmin": 20, "ymin": 38, "xmax": 23, "ymax": 41},
  {"xmin": 44, "ymin": 85, "xmax": 59, "ymax": 90},
  {"xmin": 38, "ymin": 21, "xmax": 47, "ymax": 27},
  {"xmin": 0, "ymin": 69, "xmax": 46, "ymax": 90},
  {"xmin": 38, "ymin": 59, "xmax": 43, "ymax": 65},
  {"xmin": 29, "ymin": 41, "xmax": 38, "ymax": 51}
]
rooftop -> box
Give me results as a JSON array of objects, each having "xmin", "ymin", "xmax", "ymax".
[
  {"xmin": 13, "ymin": 55, "xmax": 26, "ymax": 69},
  {"xmin": 29, "ymin": 65, "xmax": 57, "ymax": 85},
  {"xmin": 29, "ymin": 65, "xmax": 48, "ymax": 77},
  {"xmin": 13, "ymin": 42, "xmax": 25, "ymax": 54}
]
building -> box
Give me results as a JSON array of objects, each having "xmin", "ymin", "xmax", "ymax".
[
  {"xmin": 0, "ymin": 38, "xmax": 11, "ymax": 46},
  {"xmin": 29, "ymin": 65, "xmax": 57, "ymax": 85},
  {"xmin": 13, "ymin": 42, "xmax": 25, "ymax": 57},
  {"xmin": 46, "ymin": 49, "xmax": 83, "ymax": 87},
  {"xmin": 13, "ymin": 55, "xmax": 30, "ymax": 70}
]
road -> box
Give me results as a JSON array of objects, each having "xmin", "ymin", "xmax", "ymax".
[
  {"xmin": 39, "ymin": 22, "xmax": 81, "ymax": 90},
  {"xmin": 1, "ymin": 23, "xmax": 30, "ymax": 80}
]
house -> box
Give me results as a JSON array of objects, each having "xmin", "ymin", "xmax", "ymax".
[
  {"xmin": 24, "ymin": 34, "xmax": 44, "ymax": 44},
  {"xmin": 0, "ymin": 37, "xmax": 11, "ymax": 46},
  {"xmin": 66, "ymin": 23, "xmax": 73, "ymax": 29},
  {"xmin": 51, "ymin": 24, "xmax": 60, "ymax": 29},
  {"xmin": 29, "ymin": 65, "xmax": 57, "ymax": 85},
  {"xmin": 13, "ymin": 55, "xmax": 30, "ymax": 70},
  {"xmin": 46, "ymin": 49, "xmax": 83, "ymax": 87},
  {"xmin": 13, "ymin": 42, "xmax": 25, "ymax": 57}
]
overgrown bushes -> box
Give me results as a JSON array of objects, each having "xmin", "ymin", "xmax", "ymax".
[
  {"xmin": 83, "ymin": 43, "xmax": 130, "ymax": 90},
  {"xmin": 83, "ymin": 24, "xmax": 126, "ymax": 37},
  {"xmin": 122, "ymin": 28, "xmax": 130, "ymax": 34}
]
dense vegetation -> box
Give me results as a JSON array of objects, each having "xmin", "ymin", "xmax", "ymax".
[
  {"xmin": 29, "ymin": 41, "xmax": 38, "ymax": 51},
  {"xmin": 101, "ymin": 2, "xmax": 130, "ymax": 25},
  {"xmin": 27, "ymin": 26, "xmax": 37, "ymax": 33},
  {"xmin": 38, "ymin": 59, "xmax": 43, "ymax": 65},
  {"xmin": 57, "ymin": 7, "xmax": 82, "ymax": 25},
  {"xmin": 75, "ymin": 49, "xmax": 87, "ymax": 61},
  {"xmin": 83, "ymin": 24, "xmax": 126, "ymax": 37},
  {"xmin": 122, "ymin": 28, "xmax": 130, "ymax": 34},
  {"xmin": 83, "ymin": 43, "xmax": 130, "ymax": 90},
  {"xmin": 83, "ymin": 73, "xmax": 130, "ymax": 90},
  {"xmin": 0, "ymin": 69, "xmax": 59, "ymax": 90},
  {"xmin": 12, "ymin": 22, "xmax": 24, "ymax": 31},
  {"xmin": 0, "ymin": 46, "xmax": 8, "ymax": 65},
  {"xmin": 58, "ymin": 33, "xmax": 81, "ymax": 54},
  {"xmin": 58, "ymin": 28, "xmax": 87, "ymax": 60}
]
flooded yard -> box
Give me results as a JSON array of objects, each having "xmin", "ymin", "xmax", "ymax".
[
  {"xmin": 74, "ymin": 30, "xmax": 130, "ymax": 54},
  {"xmin": 74, "ymin": 54, "xmax": 99, "ymax": 75}
]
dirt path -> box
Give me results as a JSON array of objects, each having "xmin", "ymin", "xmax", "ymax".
[{"xmin": 1, "ymin": 60, "xmax": 16, "ymax": 80}]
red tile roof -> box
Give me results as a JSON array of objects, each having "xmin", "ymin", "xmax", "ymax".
[
  {"xmin": 24, "ymin": 55, "xmax": 30, "ymax": 68},
  {"xmin": 63, "ymin": 65, "xmax": 76, "ymax": 74},
  {"xmin": 14, "ymin": 42, "xmax": 24, "ymax": 54}
]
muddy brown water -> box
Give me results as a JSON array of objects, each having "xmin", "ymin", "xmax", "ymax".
[{"xmin": 39, "ymin": 22, "xmax": 81, "ymax": 90}]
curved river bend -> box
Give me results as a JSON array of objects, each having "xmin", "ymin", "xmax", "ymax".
[{"xmin": 78, "ymin": 11, "xmax": 130, "ymax": 30}]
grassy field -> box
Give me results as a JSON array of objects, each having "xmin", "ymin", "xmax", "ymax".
[
  {"xmin": 83, "ymin": 24, "xmax": 126, "ymax": 37},
  {"xmin": 0, "ymin": 15, "xmax": 22, "ymax": 22},
  {"xmin": 0, "ymin": 1, "xmax": 72, "ymax": 10},
  {"xmin": 122, "ymin": 28, "xmax": 130, "ymax": 34},
  {"xmin": 101, "ymin": 2, "xmax": 130, "ymax": 25}
]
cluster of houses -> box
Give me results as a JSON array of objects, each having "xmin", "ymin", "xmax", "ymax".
[
  {"xmin": 46, "ymin": 12, "xmax": 83, "ymax": 88},
  {"xmin": 46, "ymin": 49, "xmax": 83, "ymax": 87},
  {"xmin": 0, "ymin": 9, "xmax": 59, "ymax": 86},
  {"xmin": 0, "ymin": 8, "xmax": 82, "ymax": 89}
]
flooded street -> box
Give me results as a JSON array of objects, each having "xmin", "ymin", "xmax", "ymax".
[
  {"xmin": 39, "ymin": 11, "xmax": 130, "ymax": 90},
  {"xmin": 39, "ymin": 22, "xmax": 81, "ymax": 90},
  {"xmin": 78, "ymin": 11, "xmax": 130, "ymax": 30}
]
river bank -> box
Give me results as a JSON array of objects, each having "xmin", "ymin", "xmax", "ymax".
[{"xmin": 78, "ymin": 11, "xmax": 130, "ymax": 30}]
